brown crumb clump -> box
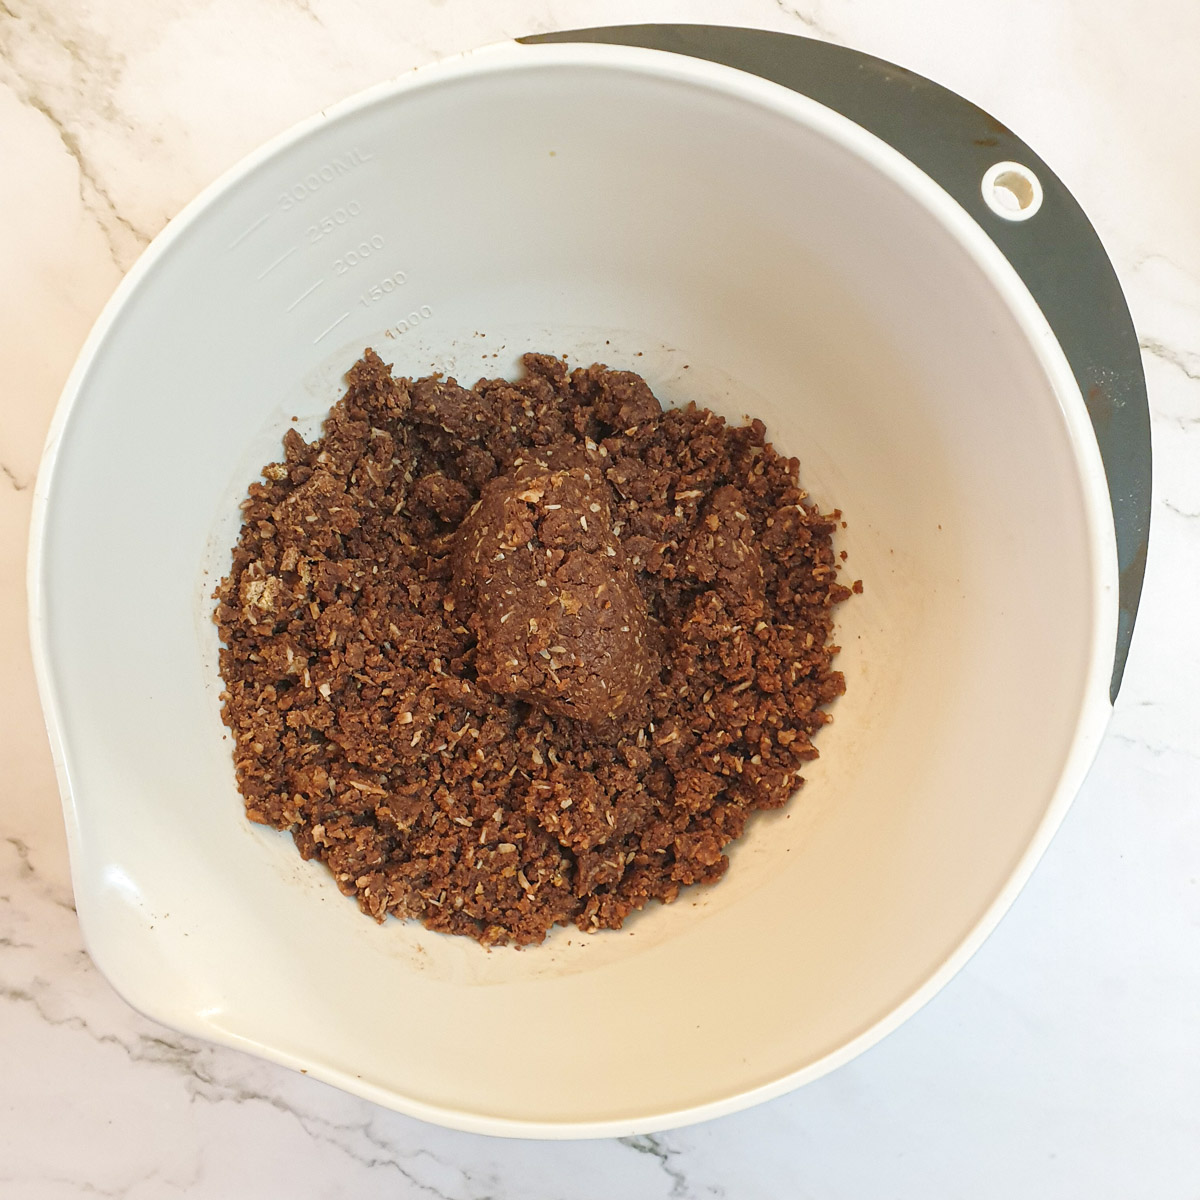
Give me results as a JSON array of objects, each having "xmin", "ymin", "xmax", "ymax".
[
  {"xmin": 215, "ymin": 350, "xmax": 851, "ymax": 945},
  {"xmin": 452, "ymin": 449, "xmax": 658, "ymax": 726}
]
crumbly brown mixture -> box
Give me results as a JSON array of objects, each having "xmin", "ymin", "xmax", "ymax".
[{"xmin": 215, "ymin": 350, "xmax": 852, "ymax": 945}]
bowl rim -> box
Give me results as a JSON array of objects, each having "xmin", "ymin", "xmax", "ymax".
[{"xmin": 27, "ymin": 37, "xmax": 1119, "ymax": 1138}]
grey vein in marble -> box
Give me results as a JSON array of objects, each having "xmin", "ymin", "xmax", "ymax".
[
  {"xmin": 0, "ymin": 901, "xmax": 489, "ymax": 1200},
  {"xmin": 1140, "ymin": 337, "xmax": 1200, "ymax": 384},
  {"xmin": 0, "ymin": 0, "xmax": 150, "ymax": 269},
  {"xmin": 1108, "ymin": 731, "xmax": 1200, "ymax": 763},
  {"xmin": 5, "ymin": 835, "xmax": 75, "ymax": 911},
  {"xmin": 13, "ymin": 86, "xmax": 148, "ymax": 270},
  {"xmin": 771, "ymin": 0, "xmax": 839, "ymax": 42},
  {"xmin": 620, "ymin": 1134, "xmax": 722, "ymax": 1199},
  {"xmin": 1164, "ymin": 500, "xmax": 1200, "ymax": 519},
  {"xmin": 289, "ymin": 0, "xmax": 324, "ymax": 26},
  {"xmin": 0, "ymin": 1175, "xmax": 130, "ymax": 1199},
  {"xmin": 1, "ymin": 461, "xmax": 29, "ymax": 490},
  {"xmin": 181, "ymin": 1071, "xmax": 493, "ymax": 1200},
  {"xmin": 0, "ymin": 830, "xmax": 643, "ymax": 1199}
]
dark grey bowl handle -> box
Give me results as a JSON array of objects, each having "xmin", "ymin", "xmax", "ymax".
[{"xmin": 522, "ymin": 24, "xmax": 1151, "ymax": 702}]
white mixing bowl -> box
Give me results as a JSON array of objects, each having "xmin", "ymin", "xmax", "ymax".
[{"xmin": 30, "ymin": 40, "xmax": 1119, "ymax": 1135}]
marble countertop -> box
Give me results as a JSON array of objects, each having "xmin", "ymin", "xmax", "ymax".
[{"xmin": 2, "ymin": 0, "xmax": 1197, "ymax": 1195}]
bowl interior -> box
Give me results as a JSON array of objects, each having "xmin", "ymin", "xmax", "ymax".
[{"xmin": 35, "ymin": 45, "xmax": 1111, "ymax": 1131}]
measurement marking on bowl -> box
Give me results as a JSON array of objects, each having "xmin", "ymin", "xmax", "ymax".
[
  {"xmin": 277, "ymin": 148, "xmax": 375, "ymax": 211},
  {"xmin": 286, "ymin": 279, "xmax": 325, "ymax": 311},
  {"xmin": 384, "ymin": 305, "xmax": 433, "ymax": 337},
  {"xmin": 358, "ymin": 270, "xmax": 408, "ymax": 307},
  {"xmin": 305, "ymin": 201, "xmax": 363, "ymax": 245},
  {"xmin": 256, "ymin": 245, "xmax": 298, "ymax": 280},
  {"xmin": 314, "ymin": 311, "xmax": 351, "ymax": 344},
  {"xmin": 228, "ymin": 211, "xmax": 272, "ymax": 250},
  {"xmin": 334, "ymin": 234, "xmax": 385, "ymax": 275}
]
